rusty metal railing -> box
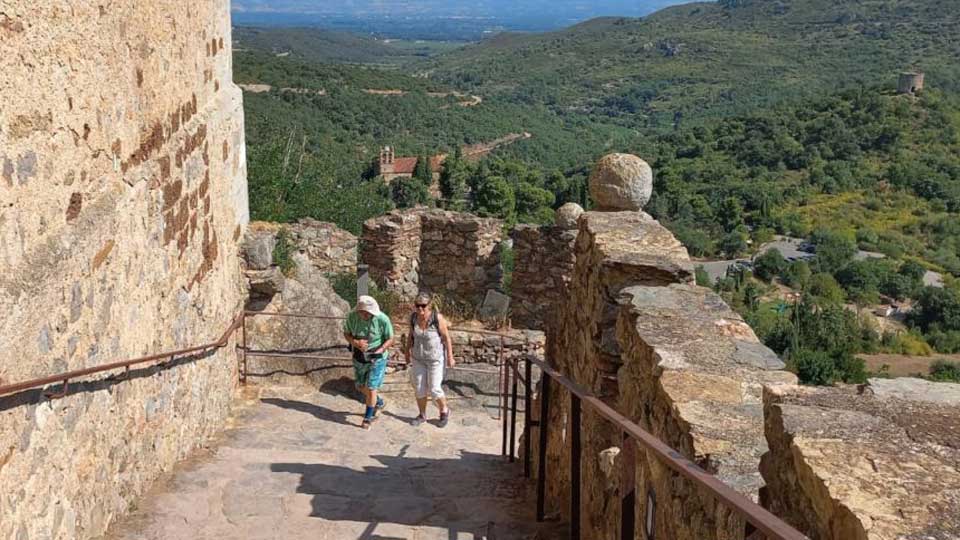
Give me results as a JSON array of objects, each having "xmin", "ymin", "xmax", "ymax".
[
  {"xmin": 0, "ymin": 313, "xmax": 245, "ymax": 400},
  {"xmin": 240, "ymin": 311, "xmax": 540, "ymax": 424},
  {"xmin": 502, "ymin": 355, "xmax": 809, "ymax": 540}
]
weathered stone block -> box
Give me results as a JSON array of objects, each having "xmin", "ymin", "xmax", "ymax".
[
  {"xmin": 761, "ymin": 381, "xmax": 960, "ymax": 540},
  {"xmin": 589, "ymin": 153, "xmax": 653, "ymax": 211},
  {"xmin": 243, "ymin": 229, "xmax": 276, "ymax": 270}
]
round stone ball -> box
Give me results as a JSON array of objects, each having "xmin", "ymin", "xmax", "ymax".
[
  {"xmin": 588, "ymin": 153, "xmax": 653, "ymax": 211},
  {"xmin": 555, "ymin": 203, "xmax": 584, "ymax": 229}
]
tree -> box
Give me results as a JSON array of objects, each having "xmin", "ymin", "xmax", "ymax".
[
  {"xmin": 545, "ymin": 170, "xmax": 570, "ymax": 207},
  {"xmin": 783, "ymin": 260, "xmax": 812, "ymax": 289},
  {"xmin": 720, "ymin": 230, "xmax": 748, "ymax": 258},
  {"xmin": 900, "ymin": 260, "xmax": 927, "ymax": 283},
  {"xmin": 754, "ymin": 248, "xmax": 788, "ymax": 282},
  {"xmin": 717, "ymin": 197, "xmax": 745, "ymax": 233},
  {"xmin": 836, "ymin": 260, "xmax": 885, "ymax": 305},
  {"xmin": 439, "ymin": 156, "xmax": 469, "ymax": 210},
  {"xmin": 473, "ymin": 175, "xmax": 516, "ymax": 221},
  {"xmin": 910, "ymin": 286, "xmax": 960, "ymax": 333},
  {"xmin": 515, "ymin": 182, "xmax": 556, "ymax": 224},
  {"xmin": 811, "ymin": 229, "xmax": 857, "ymax": 274},
  {"xmin": 390, "ymin": 176, "xmax": 429, "ymax": 209},
  {"xmin": 809, "ymin": 273, "xmax": 846, "ymax": 305},
  {"xmin": 413, "ymin": 154, "xmax": 433, "ymax": 185}
]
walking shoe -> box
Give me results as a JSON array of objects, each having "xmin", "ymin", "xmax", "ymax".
[
  {"xmin": 375, "ymin": 396, "xmax": 386, "ymax": 412},
  {"xmin": 411, "ymin": 414, "xmax": 426, "ymax": 427},
  {"xmin": 361, "ymin": 417, "xmax": 373, "ymax": 430},
  {"xmin": 438, "ymin": 410, "xmax": 450, "ymax": 428}
]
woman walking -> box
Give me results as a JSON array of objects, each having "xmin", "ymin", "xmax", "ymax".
[{"xmin": 405, "ymin": 292, "xmax": 455, "ymax": 427}]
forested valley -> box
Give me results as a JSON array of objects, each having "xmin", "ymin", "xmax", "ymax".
[{"xmin": 235, "ymin": 0, "xmax": 960, "ymax": 384}]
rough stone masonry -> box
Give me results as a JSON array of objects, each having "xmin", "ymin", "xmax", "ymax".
[
  {"xmin": 528, "ymin": 155, "xmax": 799, "ymax": 540},
  {"xmin": 361, "ymin": 208, "xmax": 503, "ymax": 304},
  {"xmin": 0, "ymin": 2, "xmax": 248, "ymax": 539}
]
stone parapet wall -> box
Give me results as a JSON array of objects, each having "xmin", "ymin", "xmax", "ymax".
[
  {"xmin": 361, "ymin": 209, "xmax": 427, "ymax": 299},
  {"xmin": 419, "ymin": 211, "xmax": 503, "ymax": 304},
  {"xmin": 287, "ymin": 219, "xmax": 357, "ymax": 275},
  {"xmin": 448, "ymin": 328, "xmax": 544, "ymax": 365},
  {"xmin": 361, "ymin": 208, "xmax": 503, "ymax": 304},
  {"xmin": 0, "ymin": 2, "xmax": 247, "ymax": 539},
  {"xmin": 761, "ymin": 379, "xmax": 960, "ymax": 540},
  {"xmin": 510, "ymin": 225, "xmax": 578, "ymax": 330},
  {"xmin": 245, "ymin": 219, "xmax": 357, "ymax": 277},
  {"xmin": 533, "ymin": 211, "xmax": 797, "ymax": 540}
]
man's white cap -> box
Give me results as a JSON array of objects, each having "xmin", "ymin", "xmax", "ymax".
[{"xmin": 356, "ymin": 295, "xmax": 381, "ymax": 316}]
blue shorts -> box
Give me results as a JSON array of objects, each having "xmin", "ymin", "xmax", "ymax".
[{"xmin": 353, "ymin": 355, "xmax": 388, "ymax": 390}]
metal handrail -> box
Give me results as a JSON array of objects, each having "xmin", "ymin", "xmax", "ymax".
[
  {"xmin": 243, "ymin": 310, "xmax": 542, "ymax": 342},
  {"xmin": 0, "ymin": 313, "xmax": 245, "ymax": 399},
  {"xmin": 505, "ymin": 355, "xmax": 809, "ymax": 540}
]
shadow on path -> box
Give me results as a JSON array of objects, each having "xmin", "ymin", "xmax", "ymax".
[
  {"xmin": 271, "ymin": 450, "xmax": 526, "ymax": 539},
  {"xmin": 260, "ymin": 398, "xmax": 357, "ymax": 427}
]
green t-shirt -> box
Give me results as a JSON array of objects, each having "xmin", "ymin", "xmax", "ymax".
[{"xmin": 343, "ymin": 311, "xmax": 394, "ymax": 352}]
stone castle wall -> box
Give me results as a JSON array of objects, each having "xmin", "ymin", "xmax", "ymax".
[
  {"xmin": 0, "ymin": 2, "xmax": 247, "ymax": 539},
  {"xmin": 531, "ymin": 211, "xmax": 797, "ymax": 539},
  {"xmin": 510, "ymin": 224, "xmax": 578, "ymax": 330},
  {"xmin": 761, "ymin": 379, "xmax": 959, "ymax": 540},
  {"xmin": 361, "ymin": 209, "xmax": 503, "ymax": 304}
]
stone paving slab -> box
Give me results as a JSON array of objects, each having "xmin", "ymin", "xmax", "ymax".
[{"xmin": 100, "ymin": 384, "xmax": 558, "ymax": 540}]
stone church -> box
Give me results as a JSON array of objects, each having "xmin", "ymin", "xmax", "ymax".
[{"xmin": 376, "ymin": 146, "xmax": 445, "ymax": 182}]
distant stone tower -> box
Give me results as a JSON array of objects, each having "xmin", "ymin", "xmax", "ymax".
[
  {"xmin": 897, "ymin": 72, "xmax": 925, "ymax": 94},
  {"xmin": 379, "ymin": 146, "xmax": 395, "ymax": 167},
  {"xmin": 378, "ymin": 146, "xmax": 396, "ymax": 177}
]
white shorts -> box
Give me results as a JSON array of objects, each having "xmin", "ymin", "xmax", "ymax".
[{"xmin": 411, "ymin": 358, "xmax": 445, "ymax": 399}]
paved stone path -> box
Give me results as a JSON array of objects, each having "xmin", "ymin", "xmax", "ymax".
[{"xmin": 102, "ymin": 381, "xmax": 556, "ymax": 540}]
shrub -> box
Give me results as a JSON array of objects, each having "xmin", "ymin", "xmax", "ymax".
[
  {"xmin": 695, "ymin": 265, "xmax": 712, "ymax": 287},
  {"xmin": 273, "ymin": 228, "xmax": 296, "ymax": 277},
  {"xmin": 754, "ymin": 248, "xmax": 788, "ymax": 282},
  {"xmin": 809, "ymin": 273, "xmax": 845, "ymax": 304},
  {"xmin": 929, "ymin": 360, "xmax": 960, "ymax": 383},
  {"xmin": 789, "ymin": 348, "xmax": 867, "ymax": 386},
  {"xmin": 500, "ymin": 242, "xmax": 515, "ymax": 295}
]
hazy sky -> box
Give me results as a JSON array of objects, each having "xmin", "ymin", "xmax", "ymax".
[{"xmin": 232, "ymin": 0, "xmax": 697, "ymax": 20}]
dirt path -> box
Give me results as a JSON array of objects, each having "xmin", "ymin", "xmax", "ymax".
[{"xmin": 463, "ymin": 132, "xmax": 533, "ymax": 161}]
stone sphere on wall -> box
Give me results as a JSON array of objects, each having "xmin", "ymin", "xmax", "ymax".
[
  {"xmin": 555, "ymin": 203, "xmax": 584, "ymax": 229},
  {"xmin": 588, "ymin": 153, "xmax": 653, "ymax": 211}
]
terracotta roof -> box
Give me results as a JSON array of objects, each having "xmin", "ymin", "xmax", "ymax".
[{"xmin": 391, "ymin": 157, "xmax": 419, "ymax": 174}]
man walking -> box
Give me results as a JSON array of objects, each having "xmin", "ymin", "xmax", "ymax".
[{"xmin": 343, "ymin": 295, "xmax": 395, "ymax": 429}]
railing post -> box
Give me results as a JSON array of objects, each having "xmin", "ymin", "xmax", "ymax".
[
  {"xmin": 570, "ymin": 393, "xmax": 582, "ymax": 540},
  {"xmin": 501, "ymin": 338, "xmax": 509, "ymax": 457},
  {"xmin": 509, "ymin": 359, "xmax": 519, "ymax": 462},
  {"xmin": 356, "ymin": 263, "xmax": 370, "ymax": 298},
  {"xmin": 523, "ymin": 356, "xmax": 533, "ymax": 478},
  {"xmin": 536, "ymin": 374, "xmax": 551, "ymax": 522},
  {"xmin": 621, "ymin": 433, "xmax": 636, "ymax": 540},
  {"xmin": 240, "ymin": 312, "xmax": 248, "ymax": 385}
]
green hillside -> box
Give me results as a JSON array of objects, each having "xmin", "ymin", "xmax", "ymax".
[{"xmin": 425, "ymin": 0, "xmax": 960, "ymax": 128}]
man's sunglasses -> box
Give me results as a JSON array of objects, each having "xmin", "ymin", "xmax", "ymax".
[{"xmin": 415, "ymin": 304, "xmax": 429, "ymax": 308}]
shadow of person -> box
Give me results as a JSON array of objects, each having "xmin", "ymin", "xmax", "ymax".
[
  {"xmin": 271, "ymin": 450, "xmax": 527, "ymax": 539},
  {"xmin": 260, "ymin": 398, "xmax": 357, "ymax": 427}
]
